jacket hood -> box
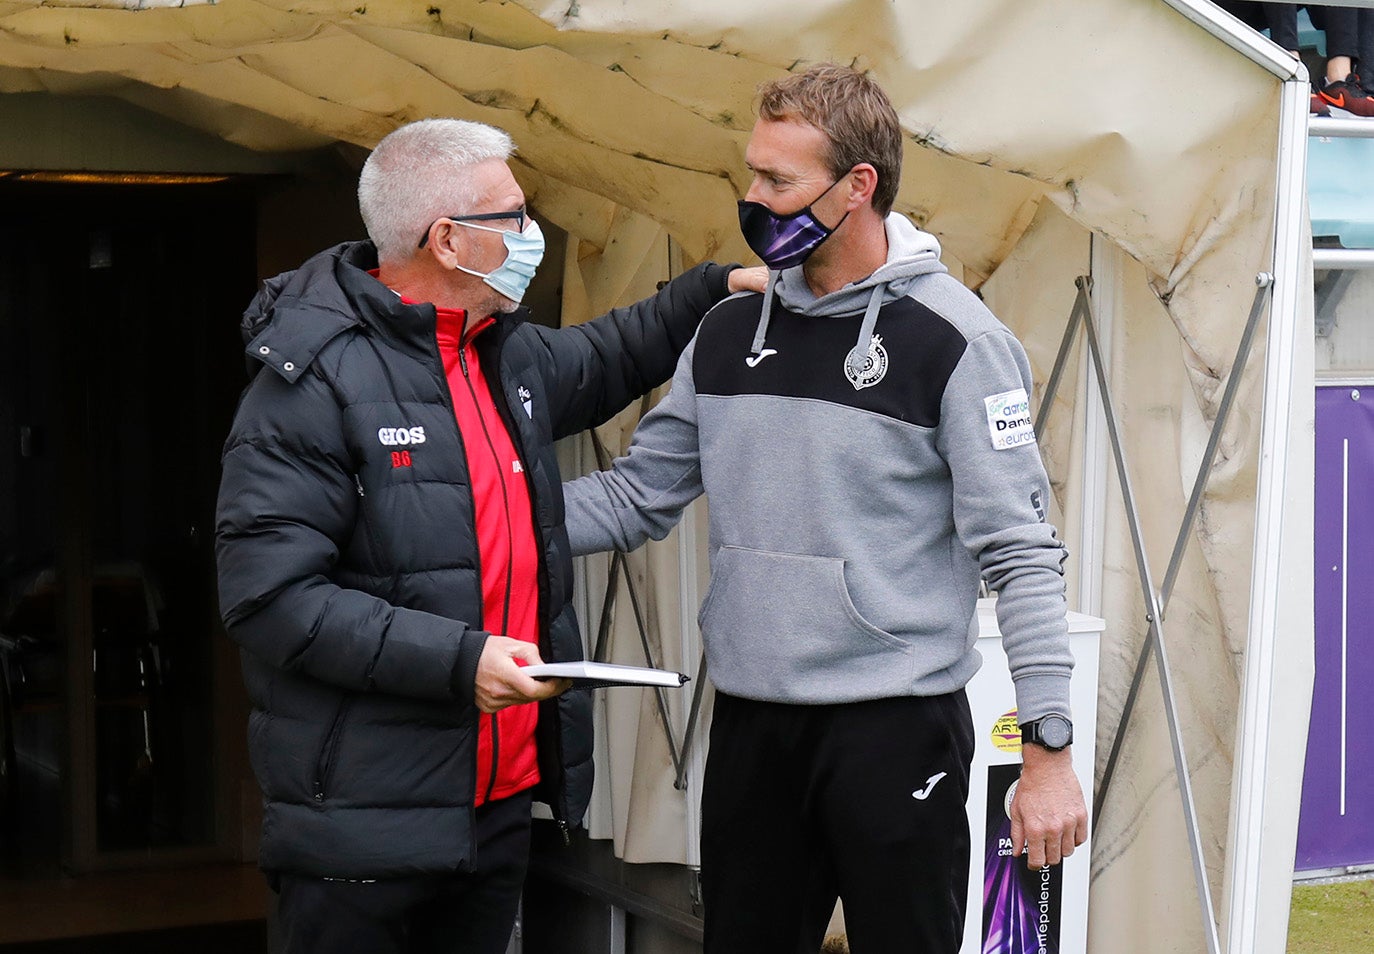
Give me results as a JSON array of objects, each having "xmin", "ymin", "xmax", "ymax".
[
  {"xmin": 238, "ymin": 242, "xmax": 393, "ymax": 384},
  {"xmin": 747, "ymin": 214, "xmax": 947, "ymax": 381},
  {"xmin": 241, "ymin": 242, "xmax": 373, "ymax": 345}
]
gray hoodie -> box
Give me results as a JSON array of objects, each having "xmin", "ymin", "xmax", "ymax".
[{"xmin": 564, "ymin": 214, "xmax": 1072, "ymax": 721}]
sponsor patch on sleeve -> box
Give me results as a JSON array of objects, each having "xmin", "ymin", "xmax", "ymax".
[{"xmin": 983, "ymin": 388, "xmax": 1036, "ymax": 451}]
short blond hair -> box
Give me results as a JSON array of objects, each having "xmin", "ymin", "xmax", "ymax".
[{"xmin": 757, "ymin": 64, "xmax": 903, "ymax": 216}]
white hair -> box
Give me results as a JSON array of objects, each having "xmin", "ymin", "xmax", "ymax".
[{"xmin": 358, "ymin": 118, "xmax": 515, "ymax": 263}]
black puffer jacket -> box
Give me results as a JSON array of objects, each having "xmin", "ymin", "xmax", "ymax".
[{"xmin": 215, "ymin": 241, "xmax": 733, "ymax": 878}]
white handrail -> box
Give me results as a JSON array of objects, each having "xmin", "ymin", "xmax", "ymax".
[
  {"xmin": 1309, "ymin": 118, "xmax": 1374, "ymax": 139},
  {"xmin": 1314, "ymin": 248, "xmax": 1374, "ymax": 269}
]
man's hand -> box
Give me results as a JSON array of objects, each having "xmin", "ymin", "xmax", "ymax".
[
  {"xmin": 727, "ymin": 265, "xmax": 769, "ymax": 294},
  {"xmin": 1010, "ymin": 743, "xmax": 1088, "ymax": 869},
  {"xmin": 474, "ymin": 636, "xmax": 571, "ymax": 714}
]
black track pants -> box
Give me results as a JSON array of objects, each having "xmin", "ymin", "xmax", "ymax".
[
  {"xmin": 701, "ymin": 692, "xmax": 975, "ymax": 954},
  {"xmin": 274, "ymin": 790, "xmax": 532, "ymax": 954}
]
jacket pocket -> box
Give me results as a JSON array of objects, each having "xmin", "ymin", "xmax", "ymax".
[
  {"xmin": 698, "ymin": 546, "xmax": 912, "ymax": 703},
  {"xmin": 312, "ymin": 695, "xmax": 353, "ymax": 805},
  {"xmin": 352, "ymin": 474, "xmax": 383, "ymax": 571}
]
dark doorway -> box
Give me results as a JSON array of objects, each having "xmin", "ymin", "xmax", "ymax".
[{"xmin": 0, "ymin": 177, "xmax": 254, "ymax": 872}]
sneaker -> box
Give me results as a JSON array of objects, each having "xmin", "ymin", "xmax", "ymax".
[
  {"xmin": 1311, "ymin": 93, "xmax": 1331, "ymax": 117},
  {"xmin": 1317, "ymin": 74, "xmax": 1374, "ymax": 118}
]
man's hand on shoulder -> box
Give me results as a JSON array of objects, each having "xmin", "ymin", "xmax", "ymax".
[
  {"xmin": 1010, "ymin": 743, "xmax": 1088, "ymax": 869},
  {"xmin": 727, "ymin": 266, "xmax": 768, "ymax": 294},
  {"xmin": 474, "ymin": 636, "xmax": 571, "ymax": 713}
]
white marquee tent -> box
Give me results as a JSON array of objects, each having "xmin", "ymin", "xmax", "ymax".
[{"xmin": 0, "ymin": 2, "xmax": 1316, "ymax": 952}]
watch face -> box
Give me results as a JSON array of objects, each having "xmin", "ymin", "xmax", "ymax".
[{"xmin": 1040, "ymin": 716, "xmax": 1072, "ymax": 749}]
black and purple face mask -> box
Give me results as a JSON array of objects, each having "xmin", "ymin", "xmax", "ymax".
[{"xmin": 737, "ymin": 177, "xmax": 847, "ymax": 270}]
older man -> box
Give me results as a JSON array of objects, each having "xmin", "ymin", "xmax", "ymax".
[
  {"xmin": 565, "ymin": 65, "xmax": 1088, "ymax": 953},
  {"xmin": 215, "ymin": 118, "xmax": 757, "ymax": 954}
]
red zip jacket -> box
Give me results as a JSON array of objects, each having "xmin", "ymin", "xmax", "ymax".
[{"xmin": 434, "ymin": 305, "xmax": 541, "ymax": 807}]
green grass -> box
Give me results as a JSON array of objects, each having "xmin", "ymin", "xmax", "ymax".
[{"xmin": 1288, "ymin": 881, "xmax": 1374, "ymax": 954}]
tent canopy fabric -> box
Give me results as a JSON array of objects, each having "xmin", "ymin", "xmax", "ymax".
[
  {"xmin": 0, "ymin": 0, "xmax": 1275, "ymax": 297},
  {"xmin": 0, "ymin": 2, "xmax": 1315, "ymax": 952}
]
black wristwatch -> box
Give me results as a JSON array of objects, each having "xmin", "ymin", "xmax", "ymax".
[{"xmin": 1020, "ymin": 715, "xmax": 1073, "ymax": 752}]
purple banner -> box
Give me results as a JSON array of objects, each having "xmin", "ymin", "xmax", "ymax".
[
  {"xmin": 982, "ymin": 763, "xmax": 1062, "ymax": 953},
  {"xmin": 1296, "ymin": 387, "xmax": 1374, "ymax": 871}
]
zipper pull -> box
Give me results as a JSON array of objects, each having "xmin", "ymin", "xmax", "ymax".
[
  {"xmin": 312, "ymin": 781, "xmax": 325, "ymax": 803},
  {"xmin": 557, "ymin": 819, "xmax": 570, "ymax": 847},
  {"xmin": 353, "ymin": 473, "xmax": 365, "ymax": 497},
  {"xmin": 458, "ymin": 343, "xmax": 469, "ymax": 377}
]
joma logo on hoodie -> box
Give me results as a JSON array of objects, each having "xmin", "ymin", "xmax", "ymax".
[{"xmin": 377, "ymin": 426, "xmax": 427, "ymax": 446}]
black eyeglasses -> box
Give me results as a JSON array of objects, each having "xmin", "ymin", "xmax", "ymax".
[{"xmin": 417, "ymin": 207, "xmax": 527, "ymax": 248}]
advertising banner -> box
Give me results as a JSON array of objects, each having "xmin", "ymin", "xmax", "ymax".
[
  {"xmin": 982, "ymin": 763, "xmax": 1063, "ymax": 954},
  {"xmin": 1296, "ymin": 387, "xmax": 1374, "ymax": 872},
  {"xmin": 960, "ymin": 600, "xmax": 1101, "ymax": 954}
]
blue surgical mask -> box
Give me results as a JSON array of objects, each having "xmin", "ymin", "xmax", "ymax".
[{"xmin": 453, "ymin": 218, "xmax": 545, "ymax": 304}]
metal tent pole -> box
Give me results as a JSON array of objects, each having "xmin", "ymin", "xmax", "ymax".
[
  {"xmin": 1033, "ymin": 276, "xmax": 1225, "ymax": 954},
  {"xmin": 674, "ymin": 496, "xmax": 708, "ymax": 891},
  {"xmin": 1033, "ymin": 284, "xmax": 1088, "ymax": 439},
  {"xmin": 589, "ymin": 430, "xmax": 684, "ymax": 779},
  {"xmin": 1093, "ymin": 276, "xmax": 1273, "ymax": 826},
  {"xmin": 1033, "ymin": 274, "xmax": 1227, "ymax": 952},
  {"xmin": 1076, "ymin": 277, "xmax": 1224, "ymax": 954}
]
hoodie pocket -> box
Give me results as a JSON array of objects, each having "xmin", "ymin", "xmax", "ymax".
[{"xmin": 698, "ymin": 546, "xmax": 912, "ymax": 703}]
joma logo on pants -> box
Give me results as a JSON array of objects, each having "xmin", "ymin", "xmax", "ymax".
[{"xmin": 377, "ymin": 426, "xmax": 426, "ymax": 446}]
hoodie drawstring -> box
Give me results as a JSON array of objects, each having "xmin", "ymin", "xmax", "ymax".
[
  {"xmin": 846, "ymin": 285, "xmax": 886, "ymax": 380},
  {"xmin": 750, "ymin": 274, "xmax": 887, "ymax": 383},
  {"xmin": 748, "ymin": 271, "xmax": 781, "ymax": 358}
]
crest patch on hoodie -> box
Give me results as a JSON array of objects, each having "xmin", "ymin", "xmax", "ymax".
[
  {"xmin": 844, "ymin": 334, "xmax": 889, "ymax": 391},
  {"xmin": 984, "ymin": 388, "xmax": 1036, "ymax": 450}
]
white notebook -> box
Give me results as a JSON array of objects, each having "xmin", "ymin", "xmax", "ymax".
[{"xmin": 523, "ymin": 661, "xmax": 690, "ymax": 690}]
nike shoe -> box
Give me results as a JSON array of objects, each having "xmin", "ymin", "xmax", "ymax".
[
  {"xmin": 1311, "ymin": 93, "xmax": 1331, "ymax": 117},
  {"xmin": 1317, "ymin": 74, "xmax": 1374, "ymax": 118}
]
